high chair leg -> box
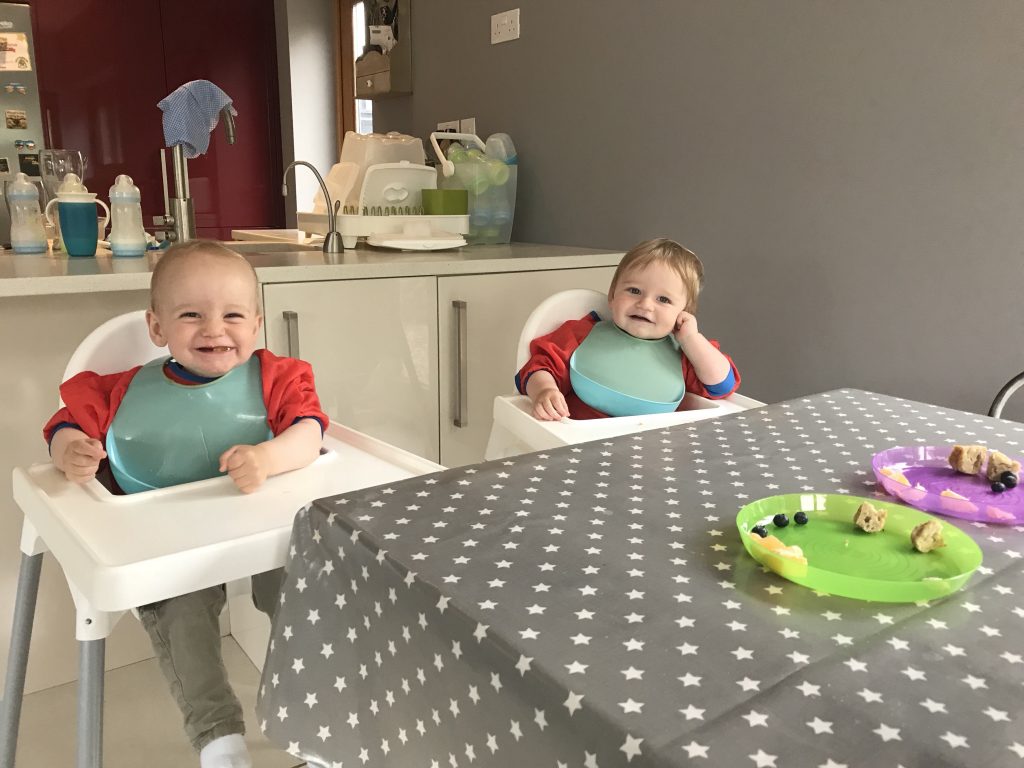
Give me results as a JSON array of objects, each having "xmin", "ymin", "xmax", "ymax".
[
  {"xmin": 76, "ymin": 639, "xmax": 105, "ymax": 768},
  {"xmin": 0, "ymin": 552, "xmax": 43, "ymax": 768}
]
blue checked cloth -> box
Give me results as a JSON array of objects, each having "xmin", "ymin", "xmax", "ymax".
[{"xmin": 157, "ymin": 80, "xmax": 237, "ymax": 159}]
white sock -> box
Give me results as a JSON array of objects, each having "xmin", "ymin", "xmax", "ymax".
[{"xmin": 199, "ymin": 734, "xmax": 252, "ymax": 768}]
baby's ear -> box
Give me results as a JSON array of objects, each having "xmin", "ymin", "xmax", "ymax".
[{"xmin": 145, "ymin": 309, "xmax": 166, "ymax": 346}]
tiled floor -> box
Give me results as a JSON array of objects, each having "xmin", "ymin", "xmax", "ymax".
[{"xmin": 13, "ymin": 638, "xmax": 302, "ymax": 768}]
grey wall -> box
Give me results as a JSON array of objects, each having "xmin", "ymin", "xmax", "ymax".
[
  {"xmin": 275, "ymin": 0, "xmax": 339, "ymax": 225},
  {"xmin": 375, "ymin": 1, "xmax": 1024, "ymax": 419}
]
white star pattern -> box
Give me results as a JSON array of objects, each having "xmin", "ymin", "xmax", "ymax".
[{"xmin": 254, "ymin": 391, "xmax": 1024, "ymax": 767}]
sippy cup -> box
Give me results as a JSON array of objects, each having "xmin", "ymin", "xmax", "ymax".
[
  {"xmin": 107, "ymin": 174, "xmax": 148, "ymax": 257},
  {"xmin": 7, "ymin": 172, "xmax": 47, "ymax": 253},
  {"xmin": 44, "ymin": 173, "xmax": 110, "ymax": 257}
]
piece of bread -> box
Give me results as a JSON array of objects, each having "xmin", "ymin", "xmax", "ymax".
[
  {"xmin": 948, "ymin": 444, "xmax": 986, "ymax": 475},
  {"xmin": 853, "ymin": 502, "xmax": 887, "ymax": 533},
  {"xmin": 910, "ymin": 519, "xmax": 945, "ymax": 553},
  {"xmin": 986, "ymin": 450, "xmax": 1021, "ymax": 482}
]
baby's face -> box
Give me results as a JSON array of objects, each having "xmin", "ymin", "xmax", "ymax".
[
  {"xmin": 147, "ymin": 254, "xmax": 262, "ymax": 378},
  {"xmin": 608, "ymin": 262, "xmax": 689, "ymax": 340}
]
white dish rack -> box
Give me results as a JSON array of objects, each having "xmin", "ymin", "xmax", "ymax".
[
  {"xmin": 299, "ymin": 160, "xmax": 469, "ymax": 249},
  {"xmin": 298, "ymin": 211, "xmax": 469, "ymax": 250}
]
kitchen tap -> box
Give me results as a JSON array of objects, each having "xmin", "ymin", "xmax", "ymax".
[
  {"xmin": 158, "ymin": 106, "xmax": 236, "ymax": 244},
  {"xmin": 282, "ymin": 160, "xmax": 343, "ymax": 253}
]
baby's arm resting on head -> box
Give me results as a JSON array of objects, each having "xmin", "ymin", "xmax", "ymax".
[
  {"xmin": 675, "ymin": 310, "xmax": 732, "ymax": 391},
  {"xmin": 219, "ymin": 418, "xmax": 323, "ymax": 494},
  {"xmin": 679, "ymin": 332, "xmax": 731, "ymax": 386},
  {"xmin": 526, "ymin": 370, "xmax": 570, "ymax": 421},
  {"xmin": 50, "ymin": 427, "xmax": 107, "ymax": 484}
]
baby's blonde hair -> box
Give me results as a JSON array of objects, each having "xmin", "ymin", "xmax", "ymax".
[
  {"xmin": 150, "ymin": 240, "xmax": 261, "ymax": 312},
  {"xmin": 609, "ymin": 238, "xmax": 704, "ymax": 313}
]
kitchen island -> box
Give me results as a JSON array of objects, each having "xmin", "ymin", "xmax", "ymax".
[{"xmin": 0, "ymin": 241, "xmax": 620, "ymax": 700}]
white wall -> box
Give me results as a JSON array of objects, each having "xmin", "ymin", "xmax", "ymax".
[{"xmin": 275, "ymin": 0, "xmax": 339, "ymax": 225}]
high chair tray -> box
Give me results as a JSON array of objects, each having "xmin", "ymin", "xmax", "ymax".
[
  {"xmin": 12, "ymin": 422, "xmax": 442, "ymax": 612},
  {"xmin": 492, "ymin": 392, "xmax": 757, "ymax": 451}
]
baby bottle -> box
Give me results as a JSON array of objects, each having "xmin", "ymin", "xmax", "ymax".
[
  {"xmin": 107, "ymin": 174, "xmax": 147, "ymax": 257},
  {"xmin": 7, "ymin": 172, "xmax": 47, "ymax": 253}
]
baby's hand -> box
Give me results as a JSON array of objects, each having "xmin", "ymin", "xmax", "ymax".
[
  {"xmin": 62, "ymin": 438, "xmax": 106, "ymax": 484},
  {"xmin": 674, "ymin": 310, "xmax": 700, "ymax": 345},
  {"xmin": 532, "ymin": 387, "xmax": 569, "ymax": 421},
  {"xmin": 219, "ymin": 444, "xmax": 270, "ymax": 494}
]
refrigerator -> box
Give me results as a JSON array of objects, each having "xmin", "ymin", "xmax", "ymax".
[{"xmin": 0, "ymin": 2, "xmax": 43, "ymax": 246}]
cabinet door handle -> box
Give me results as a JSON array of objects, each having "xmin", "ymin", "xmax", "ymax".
[
  {"xmin": 453, "ymin": 300, "xmax": 468, "ymax": 428},
  {"xmin": 283, "ymin": 310, "xmax": 300, "ymax": 359}
]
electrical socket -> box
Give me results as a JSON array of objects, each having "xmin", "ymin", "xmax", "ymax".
[
  {"xmin": 491, "ymin": 9, "xmax": 520, "ymax": 44},
  {"xmin": 437, "ymin": 120, "xmax": 459, "ymax": 132},
  {"xmin": 459, "ymin": 117, "xmax": 477, "ymax": 136}
]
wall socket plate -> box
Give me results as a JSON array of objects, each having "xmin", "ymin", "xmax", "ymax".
[
  {"xmin": 436, "ymin": 120, "xmax": 459, "ymax": 132},
  {"xmin": 491, "ymin": 9, "xmax": 520, "ymax": 44},
  {"xmin": 459, "ymin": 117, "xmax": 477, "ymax": 136}
]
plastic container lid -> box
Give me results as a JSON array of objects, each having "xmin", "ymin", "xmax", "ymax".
[
  {"xmin": 6, "ymin": 172, "xmax": 39, "ymax": 200},
  {"xmin": 109, "ymin": 174, "xmax": 141, "ymax": 202}
]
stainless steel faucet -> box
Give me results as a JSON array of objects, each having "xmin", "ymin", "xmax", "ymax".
[
  {"xmin": 157, "ymin": 106, "xmax": 236, "ymax": 244},
  {"xmin": 282, "ymin": 160, "xmax": 343, "ymax": 253}
]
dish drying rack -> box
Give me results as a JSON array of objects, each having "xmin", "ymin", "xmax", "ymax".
[{"xmin": 297, "ymin": 160, "xmax": 469, "ymax": 249}]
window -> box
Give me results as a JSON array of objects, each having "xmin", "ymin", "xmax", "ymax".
[{"xmin": 353, "ymin": 2, "xmax": 373, "ymax": 134}]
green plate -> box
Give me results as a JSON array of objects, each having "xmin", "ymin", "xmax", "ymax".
[{"xmin": 736, "ymin": 493, "xmax": 983, "ymax": 603}]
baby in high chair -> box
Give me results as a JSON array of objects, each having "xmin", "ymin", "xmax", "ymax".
[
  {"xmin": 517, "ymin": 238, "xmax": 740, "ymax": 420},
  {"xmin": 43, "ymin": 241, "xmax": 328, "ymax": 768}
]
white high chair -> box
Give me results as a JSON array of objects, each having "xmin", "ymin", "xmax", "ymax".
[
  {"xmin": 0, "ymin": 311, "xmax": 442, "ymax": 768},
  {"xmin": 484, "ymin": 289, "xmax": 764, "ymax": 460}
]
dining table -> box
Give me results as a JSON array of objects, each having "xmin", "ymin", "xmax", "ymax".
[{"xmin": 256, "ymin": 389, "xmax": 1024, "ymax": 768}]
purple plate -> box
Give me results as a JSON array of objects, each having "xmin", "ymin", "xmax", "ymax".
[{"xmin": 871, "ymin": 445, "xmax": 1024, "ymax": 524}]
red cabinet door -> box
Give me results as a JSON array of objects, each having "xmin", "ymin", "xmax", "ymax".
[{"xmin": 30, "ymin": 0, "xmax": 284, "ymax": 240}]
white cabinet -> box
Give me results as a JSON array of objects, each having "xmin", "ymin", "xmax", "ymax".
[
  {"xmin": 437, "ymin": 267, "xmax": 616, "ymax": 467},
  {"xmin": 262, "ymin": 277, "xmax": 440, "ymax": 463}
]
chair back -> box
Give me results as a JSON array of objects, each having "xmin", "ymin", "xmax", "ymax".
[
  {"xmin": 63, "ymin": 310, "xmax": 168, "ymax": 382},
  {"xmin": 516, "ymin": 289, "xmax": 610, "ymax": 370}
]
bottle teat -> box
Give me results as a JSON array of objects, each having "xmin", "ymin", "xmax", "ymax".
[
  {"xmin": 109, "ymin": 174, "xmax": 141, "ymax": 202},
  {"xmin": 57, "ymin": 173, "xmax": 88, "ymax": 195},
  {"xmin": 7, "ymin": 172, "xmax": 39, "ymax": 199}
]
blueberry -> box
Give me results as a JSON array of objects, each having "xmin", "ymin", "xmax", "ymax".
[
  {"xmin": 772, "ymin": 513, "xmax": 789, "ymax": 528},
  {"xmin": 794, "ymin": 511, "xmax": 809, "ymax": 525},
  {"xmin": 1001, "ymin": 471, "xmax": 1018, "ymax": 488},
  {"xmin": 991, "ymin": 481, "xmax": 1006, "ymax": 493},
  {"xmin": 751, "ymin": 525, "xmax": 768, "ymax": 538}
]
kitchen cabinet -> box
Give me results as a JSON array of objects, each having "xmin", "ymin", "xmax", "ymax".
[
  {"xmin": 262, "ymin": 277, "xmax": 440, "ymax": 463},
  {"xmin": 437, "ymin": 267, "xmax": 615, "ymax": 467},
  {"xmin": 30, "ymin": 0, "xmax": 284, "ymax": 240},
  {"xmin": 262, "ymin": 266, "xmax": 617, "ymax": 468}
]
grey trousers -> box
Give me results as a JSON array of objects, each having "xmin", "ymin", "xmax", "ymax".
[{"xmin": 137, "ymin": 568, "xmax": 283, "ymax": 751}]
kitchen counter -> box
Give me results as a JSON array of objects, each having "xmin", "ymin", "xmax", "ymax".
[{"xmin": 0, "ymin": 243, "xmax": 621, "ymax": 298}]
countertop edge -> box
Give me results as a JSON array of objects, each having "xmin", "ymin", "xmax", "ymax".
[{"xmin": 0, "ymin": 246, "xmax": 624, "ymax": 298}]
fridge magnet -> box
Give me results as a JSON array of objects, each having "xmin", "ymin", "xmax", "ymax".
[
  {"xmin": 0, "ymin": 157, "xmax": 10, "ymax": 174},
  {"xmin": 5, "ymin": 108, "xmax": 27, "ymax": 129},
  {"xmin": 0, "ymin": 33, "xmax": 31, "ymax": 71}
]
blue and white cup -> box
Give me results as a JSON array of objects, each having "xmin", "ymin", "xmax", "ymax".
[{"xmin": 45, "ymin": 193, "xmax": 110, "ymax": 257}]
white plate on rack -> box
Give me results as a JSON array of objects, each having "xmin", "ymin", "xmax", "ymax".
[{"xmin": 367, "ymin": 231, "xmax": 466, "ymax": 251}]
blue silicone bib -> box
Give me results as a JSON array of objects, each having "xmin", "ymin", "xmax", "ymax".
[
  {"xmin": 569, "ymin": 320, "xmax": 685, "ymax": 417},
  {"xmin": 106, "ymin": 356, "xmax": 272, "ymax": 493}
]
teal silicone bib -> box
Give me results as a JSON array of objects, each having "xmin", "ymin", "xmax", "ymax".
[
  {"xmin": 106, "ymin": 356, "xmax": 272, "ymax": 493},
  {"xmin": 569, "ymin": 320, "xmax": 685, "ymax": 417}
]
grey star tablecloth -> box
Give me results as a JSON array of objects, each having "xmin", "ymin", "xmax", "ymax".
[{"xmin": 256, "ymin": 389, "xmax": 1024, "ymax": 768}]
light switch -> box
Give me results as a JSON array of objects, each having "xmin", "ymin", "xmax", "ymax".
[{"xmin": 491, "ymin": 9, "xmax": 520, "ymax": 44}]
